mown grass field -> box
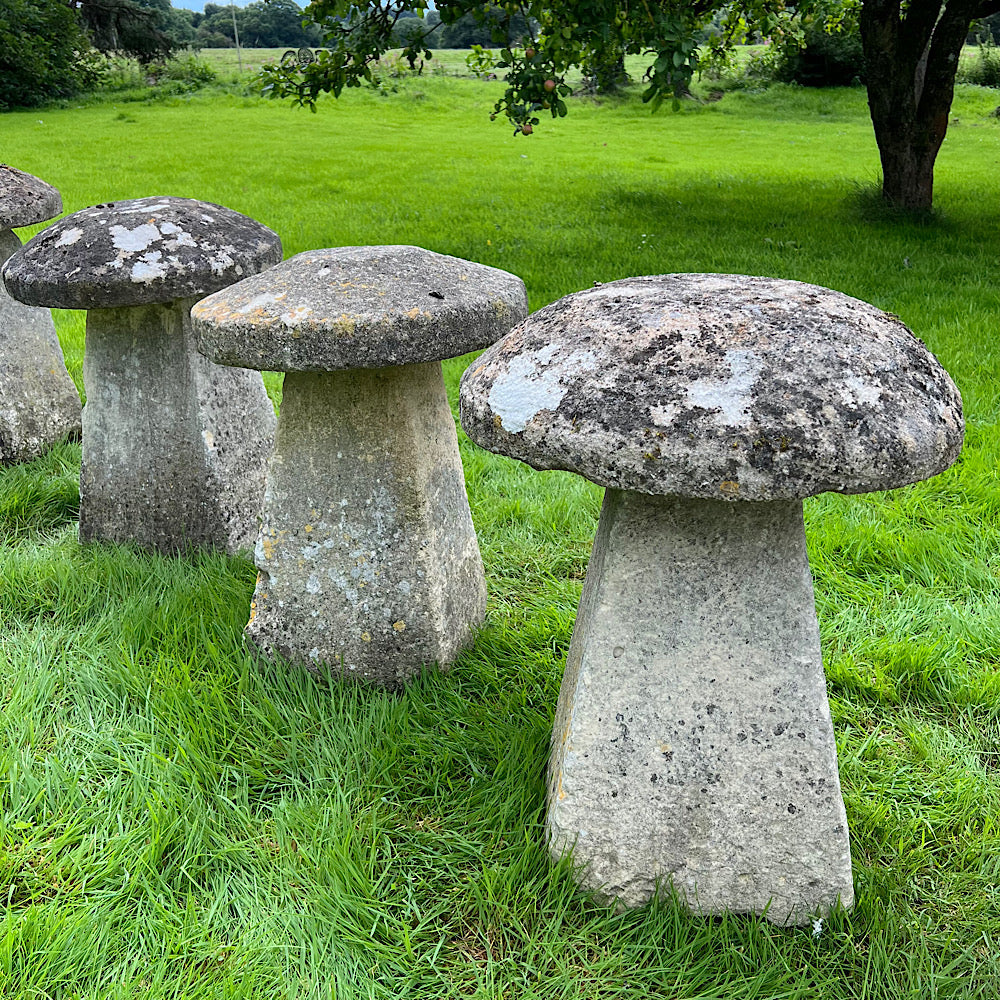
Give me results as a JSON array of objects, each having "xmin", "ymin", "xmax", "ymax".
[{"xmin": 2, "ymin": 61, "xmax": 1000, "ymax": 999}]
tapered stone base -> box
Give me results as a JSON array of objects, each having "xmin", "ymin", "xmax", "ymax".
[
  {"xmin": 247, "ymin": 363, "xmax": 487, "ymax": 689},
  {"xmin": 0, "ymin": 229, "xmax": 81, "ymax": 464},
  {"xmin": 80, "ymin": 297, "xmax": 276, "ymax": 554},
  {"xmin": 547, "ymin": 489, "xmax": 853, "ymax": 925}
]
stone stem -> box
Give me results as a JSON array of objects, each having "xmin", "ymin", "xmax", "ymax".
[
  {"xmin": 80, "ymin": 297, "xmax": 275, "ymax": 553},
  {"xmin": 547, "ymin": 489, "xmax": 853, "ymax": 925},
  {"xmin": 0, "ymin": 228, "xmax": 81, "ymax": 464},
  {"xmin": 247, "ymin": 362, "xmax": 487, "ymax": 689}
]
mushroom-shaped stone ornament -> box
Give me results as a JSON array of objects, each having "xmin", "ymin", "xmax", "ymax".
[
  {"xmin": 459, "ymin": 274, "xmax": 963, "ymax": 925},
  {"xmin": 192, "ymin": 245, "xmax": 528, "ymax": 689},
  {"xmin": 2, "ymin": 196, "xmax": 281, "ymax": 554},
  {"xmin": 0, "ymin": 165, "xmax": 81, "ymax": 463}
]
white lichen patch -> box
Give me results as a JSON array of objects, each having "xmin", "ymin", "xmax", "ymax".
[
  {"xmin": 488, "ymin": 344, "xmax": 598, "ymax": 433},
  {"xmin": 164, "ymin": 230, "xmax": 197, "ymax": 250},
  {"xmin": 110, "ymin": 223, "xmax": 161, "ymax": 253},
  {"xmin": 118, "ymin": 201, "xmax": 170, "ymax": 215},
  {"xmin": 237, "ymin": 291, "xmax": 284, "ymax": 315},
  {"xmin": 839, "ymin": 375, "xmax": 883, "ymax": 407},
  {"xmin": 281, "ymin": 305, "xmax": 314, "ymax": 326},
  {"xmin": 649, "ymin": 402, "xmax": 681, "ymax": 426},
  {"xmin": 685, "ymin": 349, "xmax": 762, "ymax": 424},
  {"xmin": 130, "ymin": 251, "xmax": 167, "ymax": 283},
  {"xmin": 54, "ymin": 227, "xmax": 83, "ymax": 247},
  {"xmin": 208, "ymin": 250, "xmax": 235, "ymax": 275}
]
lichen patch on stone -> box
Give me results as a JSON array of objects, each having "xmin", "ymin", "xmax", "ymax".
[
  {"xmin": 54, "ymin": 227, "xmax": 82, "ymax": 248},
  {"xmin": 487, "ymin": 343, "xmax": 601, "ymax": 433},
  {"xmin": 110, "ymin": 223, "xmax": 161, "ymax": 253},
  {"xmin": 130, "ymin": 252, "xmax": 167, "ymax": 283},
  {"xmin": 685, "ymin": 348, "xmax": 762, "ymax": 424}
]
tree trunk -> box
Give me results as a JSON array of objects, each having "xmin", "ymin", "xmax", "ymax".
[
  {"xmin": 875, "ymin": 122, "xmax": 941, "ymax": 208},
  {"xmin": 859, "ymin": 0, "xmax": 997, "ymax": 211}
]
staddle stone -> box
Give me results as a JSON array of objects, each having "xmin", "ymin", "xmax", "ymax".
[
  {"xmin": 460, "ymin": 273, "xmax": 964, "ymax": 924},
  {"xmin": 194, "ymin": 245, "xmax": 529, "ymax": 685},
  {"xmin": 0, "ymin": 166, "xmax": 80, "ymax": 464},
  {"xmin": 3, "ymin": 196, "xmax": 282, "ymax": 553}
]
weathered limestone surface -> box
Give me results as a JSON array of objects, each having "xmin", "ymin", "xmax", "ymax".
[
  {"xmin": 0, "ymin": 229, "xmax": 81, "ymax": 463},
  {"xmin": 248, "ymin": 364, "xmax": 487, "ymax": 688},
  {"xmin": 460, "ymin": 274, "xmax": 963, "ymax": 501},
  {"xmin": 80, "ymin": 297, "xmax": 275, "ymax": 554},
  {"xmin": 194, "ymin": 245, "xmax": 528, "ymax": 372},
  {"xmin": 548, "ymin": 489, "xmax": 853, "ymax": 925},
  {"xmin": 0, "ymin": 164, "xmax": 62, "ymax": 230}
]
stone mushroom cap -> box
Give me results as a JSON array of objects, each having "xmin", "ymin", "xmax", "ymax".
[
  {"xmin": 1, "ymin": 196, "xmax": 282, "ymax": 310},
  {"xmin": 459, "ymin": 273, "xmax": 964, "ymax": 502},
  {"xmin": 0, "ymin": 164, "xmax": 62, "ymax": 231},
  {"xmin": 192, "ymin": 245, "xmax": 529, "ymax": 372}
]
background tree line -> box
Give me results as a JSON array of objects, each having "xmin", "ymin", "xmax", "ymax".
[
  {"xmin": 260, "ymin": 0, "xmax": 1000, "ymax": 212},
  {"xmin": 0, "ymin": 0, "xmax": 323, "ymax": 107},
  {"xmin": 0, "ymin": 0, "xmax": 541, "ymax": 110},
  {"xmin": 4, "ymin": 0, "xmax": 1000, "ymax": 210}
]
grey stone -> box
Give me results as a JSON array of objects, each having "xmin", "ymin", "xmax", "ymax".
[
  {"xmin": 0, "ymin": 229, "xmax": 81, "ymax": 464},
  {"xmin": 79, "ymin": 297, "xmax": 275, "ymax": 553},
  {"xmin": 548, "ymin": 490, "xmax": 853, "ymax": 925},
  {"xmin": 247, "ymin": 365, "xmax": 487, "ymax": 688},
  {"xmin": 0, "ymin": 164, "xmax": 62, "ymax": 230},
  {"xmin": 192, "ymin": 245, "xmax": 528, "ymax": 685},
  {"xmin": 2, "ymin": 196, "xmax": 282, "ymax": 309},
  {"xmin": 1, "ymin": 196, "xmax": 282, "ymax": 554},
  {"xmin": 459, "ymin": 273, "xmax": 964, "ymax": 923},
  {"xmin": 459, "ymin": 274, "xmax": 963, "ymax": 502},
  {"xmin": 193, "ymin": 245, "xmax": 528, "ymax": 372}
]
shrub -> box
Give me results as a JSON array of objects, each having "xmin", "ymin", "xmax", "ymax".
[
  {"xmin": 156, "ymin": 54, "xmax": 217, "ymax": 86},
  {"xmin": 968, "ymin": 13, "xmax": 1000, "ymax": 44},
  {"xmin": 0, "ymin": 0, "xmax": 98, "ymax": 108},
  {"xmin": 959, "ymin": 33, "xmax": 1000, "ymax": 88},
  {"xmin": 97, "ymin": 53, "xmax": 217, "ymax": 99},
  {"xmin": 776, "ymin": 19, "xmax": 866, "ymax": 87}
]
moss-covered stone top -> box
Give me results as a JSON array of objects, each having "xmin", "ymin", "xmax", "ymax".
[
  {"xmin": 192, "ymin": 246, "xmax": 528, "ymax": 372},
  {"xmin": 0, "ymin": 165, "xmax": 61, "ymax": 231},
  {"xmin": 1, "ymin": 196, "xmax": 281, "ymax": 309},
  {"xmin": 459, "ymin": 274, "xmax": 964, "ymax": 501}
]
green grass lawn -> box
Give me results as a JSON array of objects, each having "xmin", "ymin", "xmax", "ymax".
[{"xmin": 2, "ymin": 68, "xmax": 1000, "ymax": 999}]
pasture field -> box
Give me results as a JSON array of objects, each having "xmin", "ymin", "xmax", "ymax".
[{"xmin": 1, "ymin": 68, "xmax": 1000, "ymax": 999}]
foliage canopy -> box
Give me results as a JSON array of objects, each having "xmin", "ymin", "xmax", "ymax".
[
  {"xmin": 259, "ymin": 0, "xmax": 1000, "ymax": 209},
  {"xmin": 0, "ymin": 0, "xmax": 97, "ymax": 108}
]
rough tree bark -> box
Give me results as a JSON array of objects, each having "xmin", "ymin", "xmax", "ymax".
[{"xmin": 860, "ymin": 0, "xmax": 1000, "ymax": 210}]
